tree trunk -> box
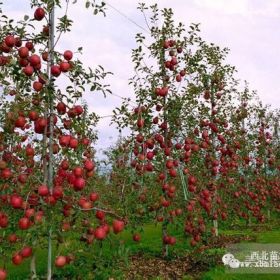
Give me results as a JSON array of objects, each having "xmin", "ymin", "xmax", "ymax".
[
  {"xmin": 30, "ymin": 254, "xmax": 37, "ymax": 279},
  {"xmin": 213, "ymin": 219, "xmax": 218, "ymax": 237},
  {"xmin": 47, "ymin": 3, "xmax": 55, "ymax": 280},
  {"xmin": 47, "ymin": 229, "xmax": 52, "ymax": 280}
]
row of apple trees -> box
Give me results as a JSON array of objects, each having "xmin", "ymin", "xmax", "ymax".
[
  {"xmin": 107, "ymin": 3, "xmax": 280, "ymax": 255},
  {"xmin": 0, "ymin": 1, "xmax": 279, "ymax": 279},
  {"xmin": 0, "ymin": 0, "xmax": 126, "ymax": 279}
]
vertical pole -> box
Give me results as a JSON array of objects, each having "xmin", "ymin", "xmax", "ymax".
[
  {"xmin": 213, "ymin": 219, "xmax": 218, "ymax": 237},
  {"xmin": 30, "ymin": 248, "xmax": 37, "ymax": 279},
  {"xmin": 47, "ymin": 229, "xmax": 52, "ymax": 280},
  {"xmin": 241, "ymin": 99, "xmax": 250, "ymax": 227},
  {"xmin": 48, "ymin": 1, "xmax": 55, "ymax": 192},
  {"xmin": 160, "ymin": 33, "xmax": 168, "ymax": 258},
  {"xmin": 162, "ymin": 94, "xmax": 169, "ymax": 257},
  {"xmin": 47, "ymin": 3, "xmax": 55, "ymax": 280},
  {"xmin": 210, "ymin": 88, "xmax": 218, "ymax": 237}
]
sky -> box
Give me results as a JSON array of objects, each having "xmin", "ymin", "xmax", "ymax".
[{"xmin": 2, "ymin": 0, "xmax": 280, "ymax": 158}]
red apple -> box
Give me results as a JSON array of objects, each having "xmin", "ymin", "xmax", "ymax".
[
  {"xmin": 12, "ymin": 253, "xmax": 23, "ymax": 265},
  {"xmin": 4, "ymin": 35, "xmax": 15, "ymax": 47},
  {"xmin": 11, "ymin": 195, "xmax": 23, "ymax": 209},
  {"xmin": 1, "ymin": 168, "xmax": 12, "ymax": 179},
  {"xmin": 29, "ymin": 54, "xmax": 40, "ymax": 67},
  {"xmin": 169, "ymin": 236, "xmax": 176, "ymax": 245},
  {"xmin": 95, "ymin": 210, "xmax": 105, "ymax": 220},
  {"xmin": 25, "ymin": 208, "xmax": 35, "ymax": 218},
  {"xmin": 74, "ymin": 105, "xmax": 83, "ymax": 115},
  {"xmin": 42, "ymin": 52, "xmax": 48, "ymax": 61},
  {"xmin": 18, "ymin": 47, "xmax": 29, "ymax": 58},
  {"xmin": 69, "ymin": 138, "xmax": 78, "ymax": 149},
  {"xmin": 59, "ymin": 135, "xmax": 71, "ymax": 147},
  {"xmin": 112, "ymin": 220, "xmax": 124, "ymax": 234},
  {"xmin": 63, "ymin": 50, "xmax": 73, "ymax": 61},
  {"xmin": 51, "ymin": 65, "xmax": 61, "ymax": 77},
  {"xmin": 84, "ymin": 159, "xmax": 95, "ymax": 171},
  {"xmin": 23, "ymin": 66, "xmax": 34, "ymax": 76},
  {"xmin": 55, "ymin": 256, "xmax": 67, "ymax": 268},
  {"xmin": 133, "ymin": 233, "xmax": 141, "ymax": 242},
  {"xmin": 59, "ymin": 61, "xmax": 70, "ymax": 72},
  {"xmin": 89, "ymin": 192, "xmax": 99, "ymax": 202},
  {"xmin": 42, "ymin": 25, "xmax": 49, "ymax": 35},
  {"xmin": 34, "ymin": 7, "xmax": 45, "ymax": 21},
  {"xmin": 0, "ymin": 268, "xmax": 7, "ymax": 280},
  {"xmin": 0, "ymin": 213, "xmax": 8, "ymax": 228},
  {"xmin": 94, "ymin": 227, "xmax": 106, "ymax": 240},
  {"xmin": 56, "ymin": 102, "xmax": 67, "ymax": 114},
  {"xmin": 73, "ymin": 177, "xmax": 85, "ymax": 191},
  {"xmin": 25, "ymin": 41, "xmax": 34, "ymax": 50},
  {"xmin": 8, "ymin": 234, "xmax": 18, "ymax": 243},
  {"xmin": 38, "ymin": 185, "xmax": 49, "ymax": 196},
  {"xmin": 33, "ymin": 81, "xmax": 43, "ymax": 92},
  {"xmin": 18, "ymin": 217, "xmax": 30, "ymax": 230},
  {"xmin": 73, "ymin": 166, "xmax": 83, "ymax": 177},
  {"xmin": 15, "ymin": 116, "xmax": 26, "ymax": 128},
  {"xmin": 20, "ymin": 246, "xmax": 33, "ymax": 258}
]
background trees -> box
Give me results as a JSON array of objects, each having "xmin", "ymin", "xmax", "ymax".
[{"xmin": 111, "ymin": 2, "xmax": 280, "ymax": 255}]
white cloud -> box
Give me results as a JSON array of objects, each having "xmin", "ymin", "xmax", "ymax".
[
  {"xmin": 194, "ymin": 0, "xmax": 249, "ymax": 15},
  {"xmin": 2, "ymin": 1, "xmax": 280, "ymax": 158},
  {"xmin": 250, "ymin": 0, "xmax": 280, "ymax": 17}
]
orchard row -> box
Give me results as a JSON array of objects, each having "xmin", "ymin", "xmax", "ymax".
[{"xmin": 0, "ymin": 2, "xmax": 279, "ymax": 279}]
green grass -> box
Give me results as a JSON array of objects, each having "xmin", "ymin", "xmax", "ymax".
[
  {"xmin": 4, "ymin": 223, "xmax": 280, "ymax": 279},
  {"xmin": 201, "ymin": 266, "xmax": 280, "ymax": 280},
  {"xmin": 118, "ymin": 223, "xmax": 192, "ymax": 256},
  {"xmin": 200, "ymin": 226, "xmax": 280, "ymax": 280},
  {"xmin": 5, "ymin": 249, "xmax": 47, "ymax": 280}
]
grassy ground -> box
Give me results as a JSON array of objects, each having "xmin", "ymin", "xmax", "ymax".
[
  {"xmin": 5, "ymin": 223, "xmax": 188, "ymax": 279},
  {"xmin": 4, "ymin": 222, "xmax": 280, "ymax": 279},
  {"xmin": 200, "ymin": 225, "xmax": 280, "ymax": 280}
]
